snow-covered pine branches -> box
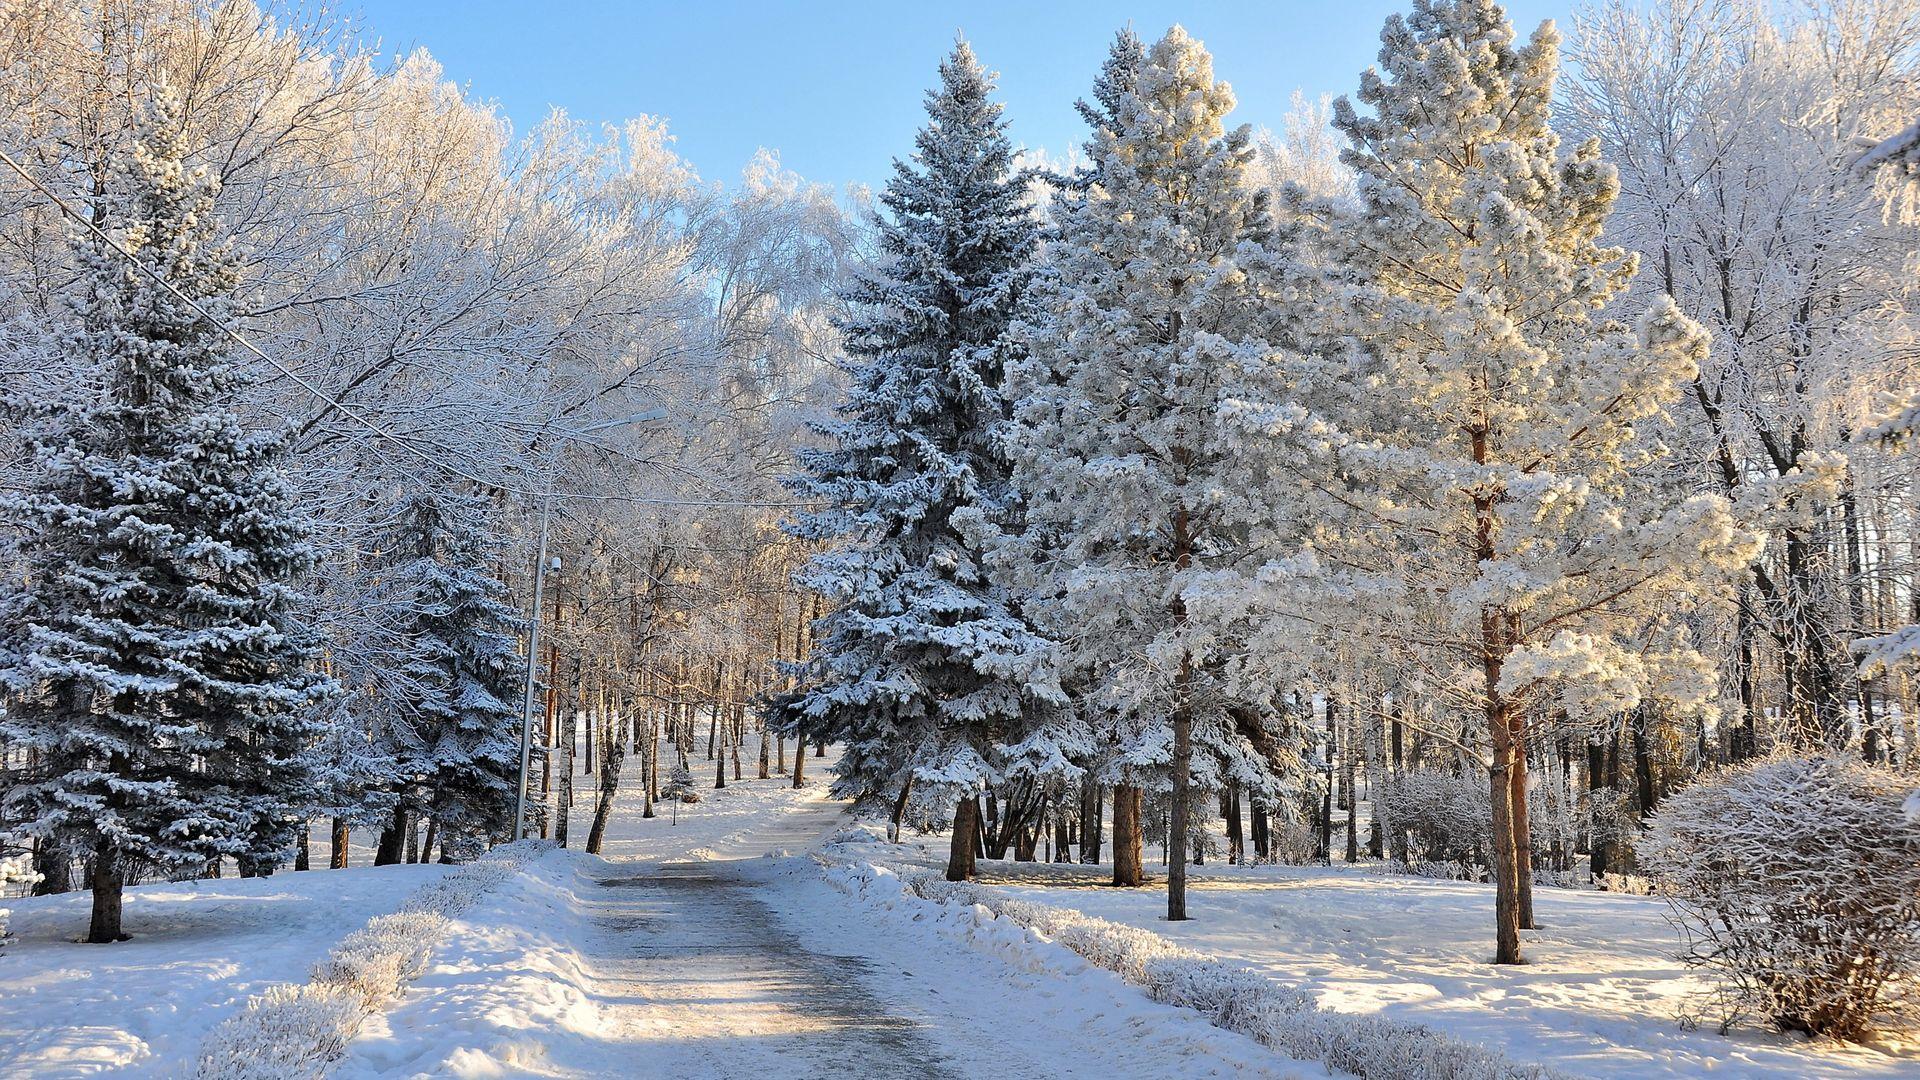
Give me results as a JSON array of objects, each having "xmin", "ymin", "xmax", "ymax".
[
  {"xmin": 1007, "ymin": 27, "xmax": 1297, "ymax": 917},
  {"xmin": 367, "ymin": 490, "xmax": 526, "ymax": 862},
  {"xmin": 0, "ymin": 90, "xmax": 331, "ymax": 942},
  {"xmin": 1213, "ymin": 0, "xmax": 1760, "ymax": 962},
  {"xmin": 783, "ymin": 40, "xmax": 1058, "ymax": 878}
]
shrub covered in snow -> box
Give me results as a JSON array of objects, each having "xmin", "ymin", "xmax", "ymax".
[
  {"xmin": 848, "ymin": 865, "xmax": 1567, "ymax": 1080},
  {"xmin": 195, "ymin": 983, "xmax": 364, "ymax": 1080},
  {"xmin": 662, "ymin": 761, "xmax": 701, "ymax": 803},
  {"xmin": 195, "ymin": 839, "xmax": 548, "ymax": 1078},
  {"xmin": 0, "ymin": 851, "xmax": 39, "ymax": 950},
  {"xmin": 1377, "ymin": 768, "xmax": 1492, "ymax": 869},
  {"xmin": 1641, "ymin": 754, "xmax": 1920, "ymax": 1041}
]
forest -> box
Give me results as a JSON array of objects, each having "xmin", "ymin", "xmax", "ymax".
[{"xmin": 0, "ymin": 0, "xmax": 1917, "ymax": 1076}]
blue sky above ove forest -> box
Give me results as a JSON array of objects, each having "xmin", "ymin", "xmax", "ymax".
[{"xmin": 342, "ymin": 1, "xmax": 1562, "ymax": 194}]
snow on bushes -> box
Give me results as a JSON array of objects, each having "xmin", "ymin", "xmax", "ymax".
[
  {"xmin": 0, "ymin": 851, "xmax": 39, "ymax": 950},
  {"xmin": 195, "ymin": 840, "xmax": 548, "ymax": 1078},
  {"xmin": 1377, "ymin": 768, "xmax": 1492, "ymax": 869},
  {"xmin": 1642, "ymin": 754, "xmax": 1920, "ymax": 1041},
  {"xmin": 828, "ymin": 859, "xmax": 1567, "ymax": 1080}
]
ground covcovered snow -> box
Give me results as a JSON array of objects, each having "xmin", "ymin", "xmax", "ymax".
[
  {"xmin": 333, "ymin": 756, "xmax": 1311, "ymax": 1079},
  {"xmin": 197, "ymin": 839, "xmax": 549, "ymax": 1079},
  {"xmin": 0, "ymin": 862, "xmax": 454, "ymax": 1077},
  {"xmin": 827, "ymin": 824, "xmax": 1920, "ymax": 1079},
  {"xmin": 821, "ymin": 856, "xmax": 1566, "ymax": 1080}
]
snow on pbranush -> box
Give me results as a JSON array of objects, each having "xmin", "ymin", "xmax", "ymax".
[{"xmin": 0, "ymin": 88, "xmax": 331, "ymax": 944}]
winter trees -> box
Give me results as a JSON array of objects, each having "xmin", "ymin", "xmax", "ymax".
[
  {"xmin": 0, "ymin": 93, "xmax": 328, "ymax": 941},
  {"xmin": 1229, "ymin": 0, "xmax": 1759, "ymax": 961},
  {"xmin": 0, "ymin": 1, "xmax": 851, "ymax": 903},
  {"xmin": 1008, "ymin": 26, "xmax": 1290, "ymax": 918},
  {"xmin": 368, "ymin": 491, "xmax": 524, "ymax": 862},
  {"xmin": 784, "ymin": 41, "xmax": 1055, "ymax": 882},
  {"xmin": 1567, "ymin": 0, "xmax": 1920, "ymax": 756}
]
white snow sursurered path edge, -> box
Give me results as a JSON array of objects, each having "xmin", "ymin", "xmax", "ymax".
[
  {"xmin": 0, "ymin": 862, "xmax": 455, "ymax": 1077},
  {"xmin": 336, "ymin": 752, "xmax": 1311, "ymax": 1079},
  {"xmin": 828, "ymin": 827, "xmax": 1920, "ymax": 1080}
]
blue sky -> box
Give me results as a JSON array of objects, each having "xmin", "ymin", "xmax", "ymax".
[{"xmin": 343, "ymin": 1, "xmax": 1565, "ymax": 193}]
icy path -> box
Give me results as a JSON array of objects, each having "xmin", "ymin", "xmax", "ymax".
[{"xmin": 339, "ymin": 757, "xmax": 1303, "ymax": 1078}]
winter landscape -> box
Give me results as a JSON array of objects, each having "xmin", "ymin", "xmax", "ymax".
[{"xmin": 1, "ymin": 0, "xmax": 1918, "ymax": 1077}]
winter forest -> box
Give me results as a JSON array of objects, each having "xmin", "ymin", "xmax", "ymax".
[{"xmin": 0, "ymin": 0, "xmax": 1917, "ymax": 1076}]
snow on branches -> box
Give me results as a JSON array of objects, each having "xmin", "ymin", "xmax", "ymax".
[{"xmin": 1642, "ymin": 755, "xmax": 1920, "ymax": 1041}]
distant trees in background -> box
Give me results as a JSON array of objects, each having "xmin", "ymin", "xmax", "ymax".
[{"xmin": 0, "ymin": 0, "xmax": 850, "ymax": 931}]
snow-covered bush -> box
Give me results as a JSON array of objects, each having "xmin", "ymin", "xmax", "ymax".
[
  {"xmin": 1596, "ymin": 872, "xmax": 1656, "ymax": 896},
  {"xmin": 310, "ymin": 911, "xmax": 444, "ymax": 1009},
  {"xmin": 854, "ymin": 865, "xmax": 1566, "ymax": 1080},
  {"xmin": 1251, "ymin": 802, "xmax": 1319, "ymax": 865},
  {"xmin": 1642, "ymin": 755, "xmax": 1920, "ymax": 1041},
  {"xmin": 196, "ymin": 840, "xmax": 547, "ymax": 1078},
  {"xmin": 195, "ymin": 983, "xmax": 363, "ymax": 1080},
  {"xmin": 0, "ymin": 851, "xmax": 40, "ymax": 950},
  {"xmin": 662, "ymin": 761, "xmax": 700, "ymax": 803},
  {"xmin": 1377, "ymin": 769, "xmax": 1491, "ymax": 868}
]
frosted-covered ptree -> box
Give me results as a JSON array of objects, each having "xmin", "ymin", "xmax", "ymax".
[
  {"xmin": 1007, "ymin": 27, "xmax": 1287, "ymax": 919},
  {"xmin": 784, "ymin": 41, "xmax": 1055, "ymax": 881},
  {"xmin": 0, "ymin": 92, "xmax": 329, "ymax": 942},
  {"xmin": 1231, "ymin": 0, "xmax": 1759, "ymax": 963},
  {"xmin": 371, "ymin": 490, "xmax": 524, "ymax": 862},
  {"xmin": 1859, "ymin": 119, "xmax": 1920, "ymax": 175}
]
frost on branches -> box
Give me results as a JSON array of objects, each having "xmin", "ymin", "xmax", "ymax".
[
  {"xmin": 0, "ymin": 92, "xmax": 329, "ymax": 942},
  {"xmin": 783, "ymin": 41, "xmax": 1058, "ymax": 878},
  {"xmin": 1218, "ymin": 0, "xmax": 1761, "ymax": 962},
  {"xmin": 1007, "ymin": 27, "xmax": 1301, "ymax": 916},
  {"xmin": 366, "ymin": 490, "xmax": 525, "ymax": 862},
  {"xmin": 1859, "ymin": 118, "xmax": 1920, "ymax": 176},
  {"xmin": 1642, "ymin": 754, "xmax": 1920, "ymax": 1042}
]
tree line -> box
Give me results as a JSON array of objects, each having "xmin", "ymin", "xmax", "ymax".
[
  {"xmin": 0, "ymin": 0, "xmax": 846, "ymax": 942},
  {"xmin": 783, "ymin": 0, "xmax": 1920, "ymax": 967}
]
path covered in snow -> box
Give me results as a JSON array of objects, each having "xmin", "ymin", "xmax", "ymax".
[{"xmin": 338, "ymin": 755, "xmax": 1305, "ymax": 1078}]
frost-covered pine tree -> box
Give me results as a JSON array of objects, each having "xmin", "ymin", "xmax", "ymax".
[
  {"xmin": 785, "ymin": 40, "xmax": 1055, "ymax": 881},
  {"xmin": 1230, "ymin": 0, "xmax": 1760, "ymax": 963},
  {"xmin": 1007, "ymin": 26, "xmax": 1286, "ymax": 919},
  {"xmin": 371, "ymin": 490, "xmax": 524, "ymax": 862},
  {"xmin": 0, "ymin": 92, "xmax": 329, "ymax": 942}
]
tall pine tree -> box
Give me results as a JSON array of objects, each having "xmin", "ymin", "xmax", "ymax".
[
  {"xmin": 371, "ymin": 489, "xmax": 524, "ymax": 862},
  {"xmin": 786, "ymin": 40, "xmax": 1054, "ymax": 881},
  {"xmin": 0, "ymin": 92, "xmax": 328, "ymax": 941},
  {"xmin": 1233, "ymin": 0, "xmax": 1760, "ymax": 962},
  {"xmin": 1007, "ymin": 27, "xmax": 1289, "ymax": 918}
]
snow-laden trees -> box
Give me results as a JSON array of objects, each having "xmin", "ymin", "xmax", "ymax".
[
  {"xmin": 0, "ymin": 0, "xmax": 853, "ymax": 902},
  {"xmin": 366, "ymin": 491, "xmax": 524, "ymax": 862},
  {"xmin": 1567, "ymin": 0, "xmax": 1920, "ymax": 755},
  {"xmin": 1007, "ymin": 26, "xmax": 1296, "ymax": 917},
  {"xmin": 785, "ymin": 41, "xmax": 1056, "ymax": 881},
  {"xmin": 0, "ymin": 93, "xmax": 329, "ymax": 941},
  {"xmin": 1223, "ymin": 0, "xmax": 1760, "ymax": 961}
]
